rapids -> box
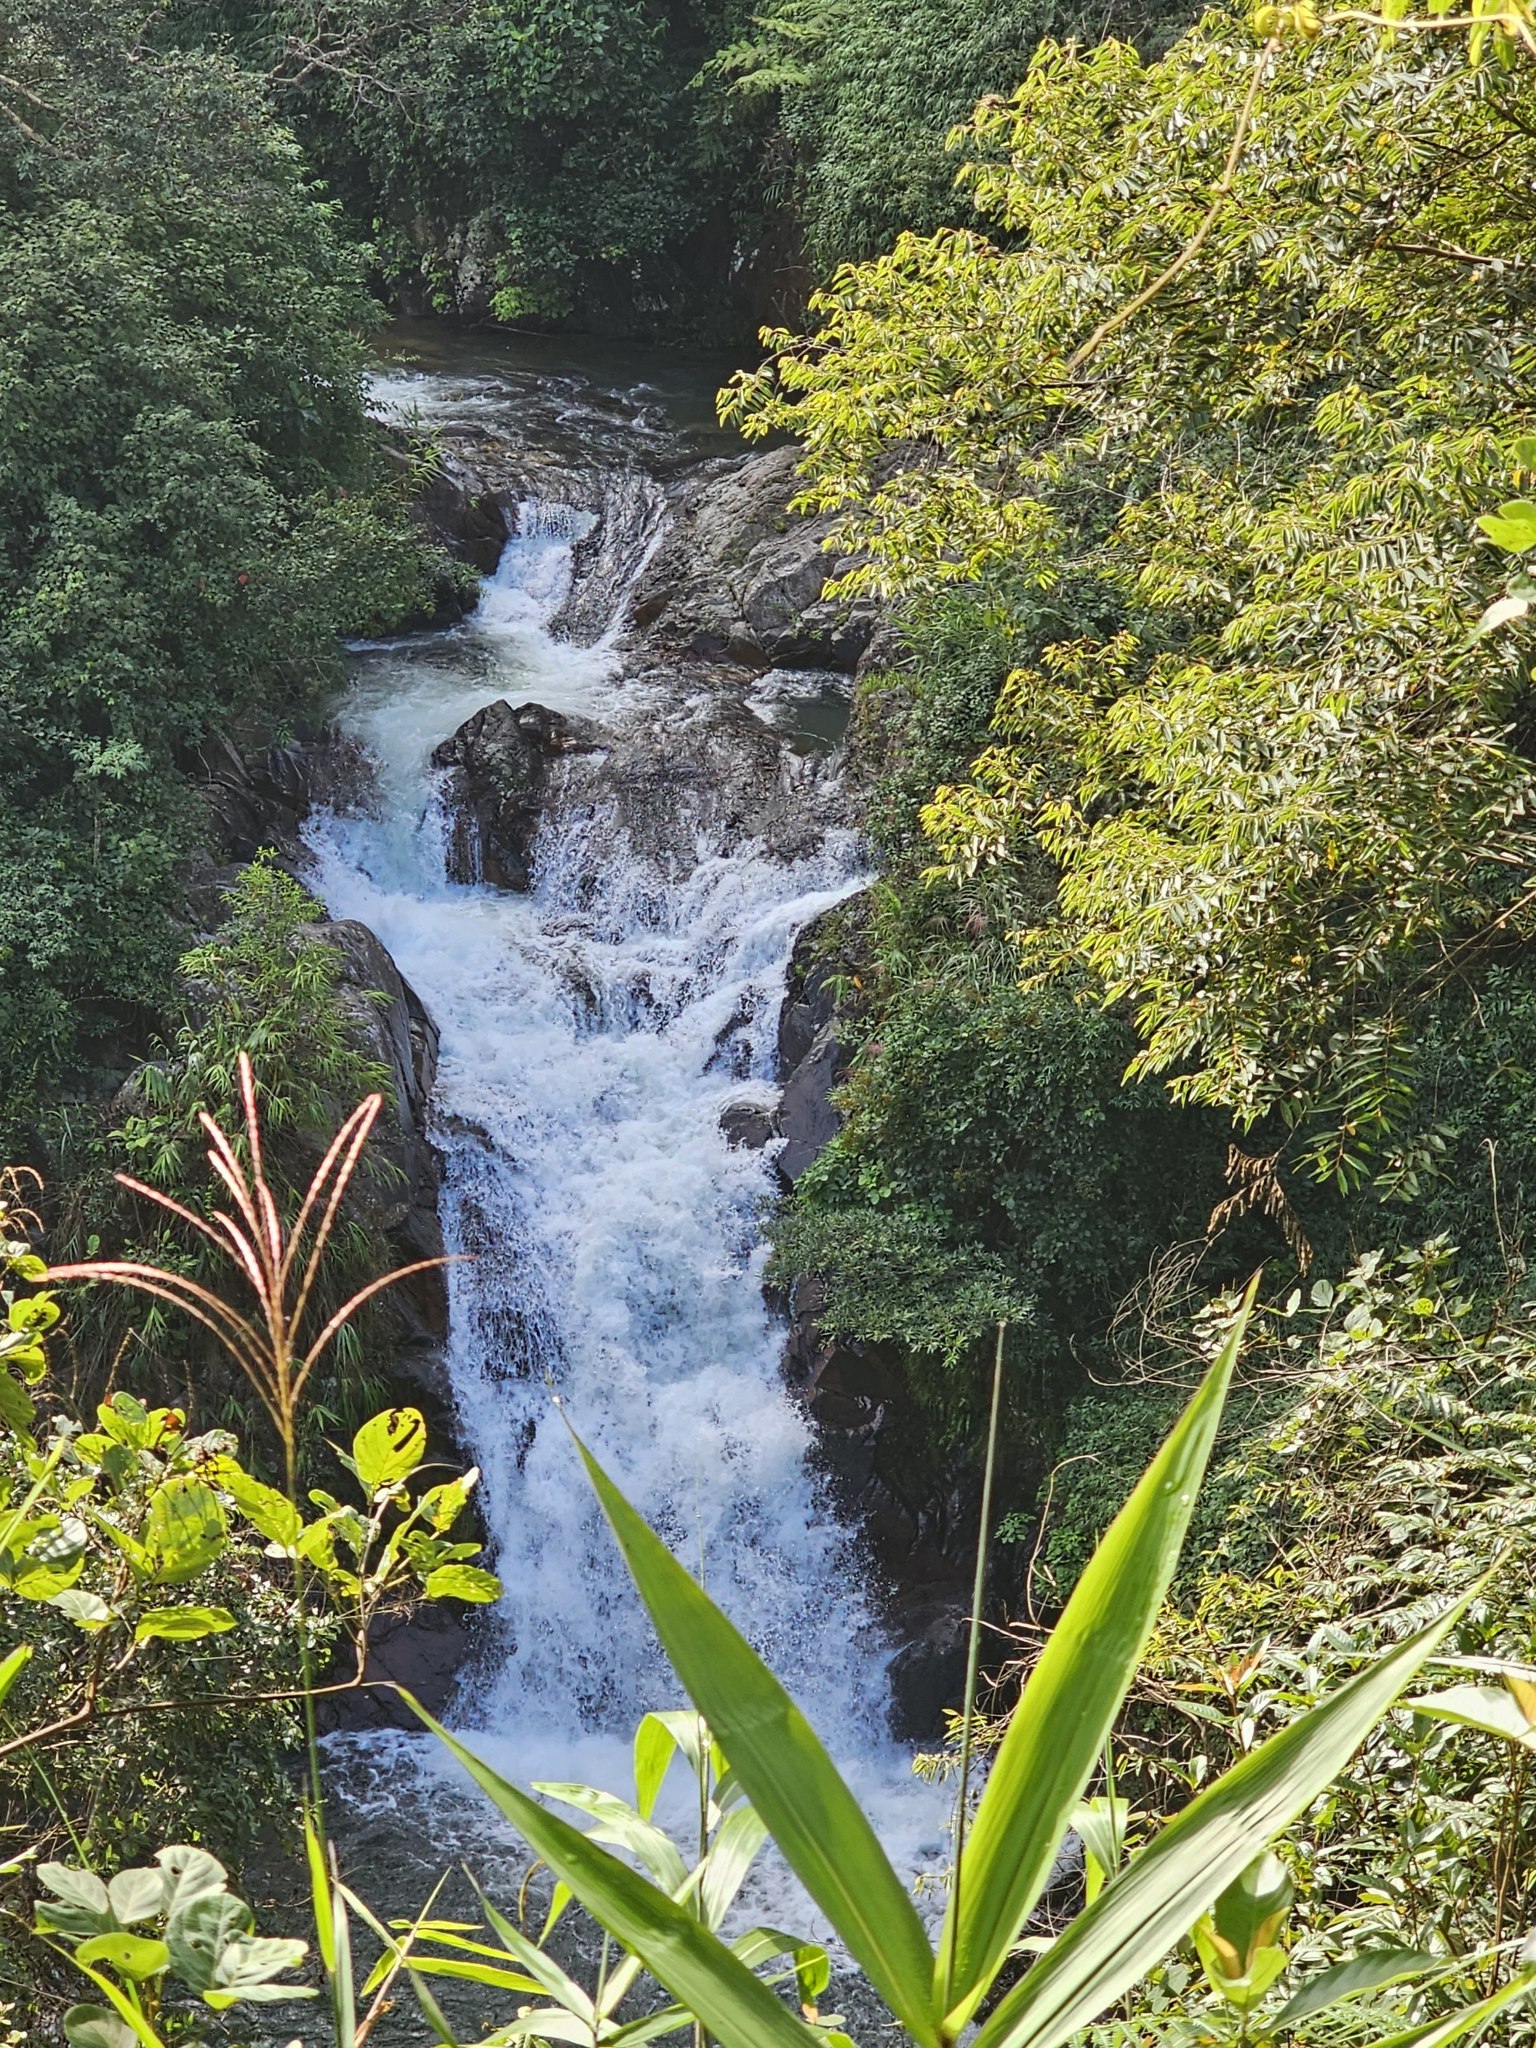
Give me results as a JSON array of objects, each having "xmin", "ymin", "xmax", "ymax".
[{"xmin": 304, "ymin": 336, "xmax": 947, "ymax": 1954}]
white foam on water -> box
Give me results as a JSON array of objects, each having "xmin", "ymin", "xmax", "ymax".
[{"xmin": 308, "ymin": 379, "xmax": 949, "ymax": 1930}]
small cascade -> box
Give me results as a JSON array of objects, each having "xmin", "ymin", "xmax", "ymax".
[{"xmin": 310, "ymin": 353, "xmax": 946, "ymax": 1915}]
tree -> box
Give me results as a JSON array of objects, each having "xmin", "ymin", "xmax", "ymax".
[
  {"xmin": 0, "ymin": 0, "xmax": 438, "ymax": 1148},
  {"xmin": 724, "ymin": 12, "xmax": 1536, "ymax": 1192}
]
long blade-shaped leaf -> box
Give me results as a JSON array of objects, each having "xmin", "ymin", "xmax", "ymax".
[
  {"xmin": 940, "ymin": 1290, "xmax": 1252, "ymax": 2026},
  {"xmin": 1367, "ymin": 1971, "xmax": 1535, "ymax": 2048},
  {"xmin": 573, "ymin": 1436, "xmax": 939, "ymax": 2047},
  {"xmin": 409, "ymin": 1699, "xmax": 822, "ymax": 2048},
  {"xmin": 971, "ymin": 1593, "xmax": 1476, "ymax": 2048}
]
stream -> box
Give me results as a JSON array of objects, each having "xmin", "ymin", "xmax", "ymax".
[{"xmin": 299, "ymin": 331, "xmax": 948, "ymax": 2034}]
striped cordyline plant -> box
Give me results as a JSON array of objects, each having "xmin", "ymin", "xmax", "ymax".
[{"xmin": 48, "ymin": 1050, "xmax": 447, "ymax": 1498}]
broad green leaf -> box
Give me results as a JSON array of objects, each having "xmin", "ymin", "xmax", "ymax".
[
  {"xmin": 572, "ymin": 1440, "xmax": 940, "ymax": 2046},
  {"xmin": 0, "ymin": 1369, "xmax": 36, "ymax": 1434},
  {"xmin": 361, "ymin": 1929, "xmax": 543, "ymax": 1999},
  {"xmin": 330, "ymin": 1870, "xmax": 357, "ymax": 2048},
  {"xmin": 143, "ymin": 1477, "xmax": 226, "ymax": 1586},
  {"xmin": 1405, "ymin": 1683, "xmax": 1536, "ymax": 1748},
  {"xmin": 107, "ymin": 1867, "xmax": 167, "ymax": 1927},
  {"xmin": 305, "ymin": 1809, "xmax": 337, "ymax": 1976},
  {"xmin": 701, "ymin": 1804, "xmax": 769, "ymax": 1929},
  {"xmin": 158, "ymin": 1844, "xmax": 228, "ymax": 1923},
  {"xmin": 353, "ymin": 1407, "xmax": 428, "ymax": 1491},
  {"xmin": 939, "ymin": 1301, "xmax": 1250, "ymax": 2026},
  {"xmin": 36, "ymin": 1862, "xmax": 113, "ymax": 1937},
  {"xmin": 214, "ymin": 1463, "xmax": 303, "ymax": 1552},
  {"xmin": 478, "ymin": 1893, "xmax": 597, "ymax": 2018},
  {"xmin": 534, "ymin": 1780, "xmax": 690, "ymax": 1893},
  {"xmin": 412, "ymin": 1699, "xmax": 823, "ymax": 2048},
  {"xmin": 56, "ymin": 1965, "xmax": 162, "ymax": 2048},
  {"xmin": 0, "ymin": 1643, "xmax": 31, "ymax": 1703},
  {"xmin": 402, "ymin": 1954, "xmax": 559, "ymax": 1996},
  {"xmin": 971, "ymin": 1593, "xmax": 1473, "ymax": 2048},
  {"xmin": 1069, "ymin": 1798, "xmax": 1129, "ymax": 1905},
  {"xmin": 203, "ymin": 1931, "xmax": 314, "ymax": 2007},
  {"xmin": 62, "ymin": 2006, "xmax": 136, "ymax": 2048},
  {"xmin": 74, "ymin": 1933, "xmax": 170, "ymax": 1982},
  {"xmin": 1207, "ymin": 1851, "xmax": 1292, "ymax": 1975},
  {"xmin": 167, "ymin": 1890, "xmax": 254, "ymax": 1992},
  {"xmin": 1478, "ymin": 501, "xmax": 1536, "ymax": 554},
  {"xmin": 49, "ymin": 1589, "xmax": 113, "ymax": 1632},
  {"xmin": 418, "ymin": 1468, "xmax": 480, "ymax": 1532},
  {"xmin": 1272, "ymin": 1947, "xmax": 1441, "ymax": 2029},
  {"xmin": 134, "ymin": 1604, "xmax": 236, "ymax": 1644},
  {"xmin": 635, "ymin": 1709, "xmax": 706, "ymax": 1819},
  {"xmin": 1195, "ymin": 1920, "xmax": 1288, "ymax": 2011},
  {"xmin": 423, "ymin": 1562, "xmax": 501, "ymax": 1603},
  {"xmin": 14, "ymin": 1516, "xmax": 88, "ymax": 1599}
]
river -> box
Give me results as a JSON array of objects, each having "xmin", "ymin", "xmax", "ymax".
[{"xmin": 301, "ymin": 329, "xmax": 948, "ymax": 2034}]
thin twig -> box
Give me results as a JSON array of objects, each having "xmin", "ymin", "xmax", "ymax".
[{"xmin": 1064, "ymin": 40, "xmax": 1279, "ymax": 377}]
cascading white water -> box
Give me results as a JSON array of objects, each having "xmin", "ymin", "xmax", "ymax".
[{"xmin": 307, "ymin": 356, "xmax": 945, "ymax": 1897}]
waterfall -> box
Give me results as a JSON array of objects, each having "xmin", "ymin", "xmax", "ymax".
[{"xmin": 308, "ymin": 355, "xmax": 945, "ymax": 1910}]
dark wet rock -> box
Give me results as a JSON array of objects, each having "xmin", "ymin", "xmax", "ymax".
[
  {"xmin": 626, "ymin": 446, "xmax": 879, "ymax": 674},
  {"xmin": 775, "ymin": 911, "xmax": 846, "ymax": 1181},
  {"xmin": 413, "ymin": 443, "xmax": 508, "ymax": 577},
  {"xmin": 431, "ymin": 699, "xmax": 608, "ymax": 890},
  {"xmin": 302, "ymin": 918, "xmax": 445, "ymax": 1326},
  {"xmin": 778, "ymin": 1025, "xmax": 841, "ymax": 1182},
  {"xmin": 780, "ymin": 1275, "xmax": 977, "ymax": 1738},
  {"xmin": 317, "ymin": 1594, "xmax": 477, "ymax": 1735},
  {"xmin": 888, "ymin": 1599, "xmax": 972, "ymax": 1740},
  {"xmin": 557, "ymin": 685, "xmax": 847, "ymax": 877},
  {"xmin": 720, "ymin": 1100, "xmax": 777, "ymax": 1150}
]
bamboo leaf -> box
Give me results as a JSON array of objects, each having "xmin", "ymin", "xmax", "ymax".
[
  {"xmin": 1367, "ymin": 1970, "xmax": 1536, "ymax": 2048},
  {"xmin": 971, "ymin": 1593, "xmax": 1475, "ymax": 2048},
  {"xmin": 571, "ymin": 1438, "xmax": 940, "ymax": 2046},
  {"xmin": 1271, "ymin": 1947, "xmax": 1441, "ymax": 2029},
  {"xmin": 940, "ymin": 1294, "xmax": 1252, "ymax": 2027},
  {"xmin": 409, "ymin": 1699, "xmax": 823, "ymax": 2048},
  {"xmin": 1405, "ymin": 1683, "xmax": 1536, "ymax": 1749}
]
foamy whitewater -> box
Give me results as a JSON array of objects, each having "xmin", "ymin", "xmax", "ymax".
[{"xmin": 306, "ymin": 353, "xmax": 947, "ymax": 1915}]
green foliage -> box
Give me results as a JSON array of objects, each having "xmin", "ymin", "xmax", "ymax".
[
  {"xmin": 725, "ymin": 15, "xmax": 1536, "ymax": 1193},
  {"xmin": 773, "ymin": 978, "xmax": 1214, "ymax": 1425},
  {"xmin": 37, "ymin": 1843, "xmax": 311, "ymax": 2042},
  {"xmin": 51, "ymin": 859, "xmax": 405, "ymax": 1430},
  {"xmin": 119, "ymin": 859, "xmax": 393, "ymax": 1191},
  {"xmin": 0, "ymin": 0, "xmax": 441, "ymax": 1148},
  {"xmin": 772, "ymin": 603, "xmax": 1227, "ymax": 1439},
  {"xmin": 365, "ymin": 1708, "xmax": 829, "ymax": 2040},
  {"xmin": 1030, "ymin": 1243, "xmax": 1536, "ymax": 2043},
  {"xmin": 170, "ymin": 0, "xmax": 762, "ymax": 330},
  {"xmin": 0, "ymin": 1135, "xmax": 497, "ymax": 1868},
  {"xmin": 702, "ymin": 0, "xmax": 1056, "ymax": 271},
  {"xmin": 399, "ymin": 1317, "xmax": 1534, "ymax": 2048}
]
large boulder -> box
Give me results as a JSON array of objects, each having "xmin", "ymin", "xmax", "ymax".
[
  {"xmin": 430, "ymin": 699, "xmax": 607, "ymax": 890},
  {"xmin": 563, "ymin": 688, "xmax": 838, "ymax": 876},
  {"xmin": 627, "ymin": 446, "xmax": 879, "ymax": 673},
  {"xmin": 301, "ymin": 918, "xmax": 447, "ymax": 1339}
]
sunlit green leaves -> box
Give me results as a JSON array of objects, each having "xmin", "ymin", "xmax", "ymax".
[
  {"xmin": 351, "ymin": 1407, "xmax": 428, "ymax": 1492},
  {"xmin": 133, "ymin": 1604, "xmax": 237, "ymax": 1644}
]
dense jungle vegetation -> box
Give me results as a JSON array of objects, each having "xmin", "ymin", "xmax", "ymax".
[{"xmin": 5, "ymin": 0, "xmax": 1536, "ymax": 2038}]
